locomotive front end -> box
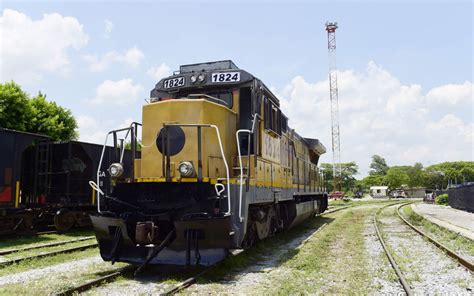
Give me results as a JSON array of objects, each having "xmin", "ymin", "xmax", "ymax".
[{"xmin": 91, "ymin": 61, "xmax": 248, "ymax": 266}]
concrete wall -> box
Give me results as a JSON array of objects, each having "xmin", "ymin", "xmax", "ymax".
[
  {"xmin": 405, "ymin": 188, "xmax": 426, "ymax": 199},
  {"xmin": 448, "ymin": 184, "xmax": 474, "ymax": 213}
]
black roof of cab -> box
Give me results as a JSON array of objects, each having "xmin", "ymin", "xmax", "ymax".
[
  {"xmin": 151, "ymin": 60, "xmax": 253, "ymax": 99},
  {"xmin": 179, "ymin": 60, "xmax": 238, "ymax": 73}
]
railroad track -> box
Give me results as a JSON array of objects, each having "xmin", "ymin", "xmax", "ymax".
[
  {"xmin": 373, "ymin": 202, "xmax": 414, "ymax": 296},
  {"xmin": 0, "ymin": 242, "xmax": 98, "ymax": 267},
  {"xmin": 396, "ymin": 203, "xmax": 473, "ymax": 272},
  {"xmin": 54, "ymin": 266, "xmax": 134, "ymax": 296},
  {"xmin": 374, "ymin": 202, "xmax": 473, "ymax": 296},
  {"xmin": 322, "ymin": 199, "xmax": 402, "ymax": 216},
  {"xmin": 320, "ymin": 204, "xmax": 354, "ymax": 215},
  {"xmin": 159, "ymin": 265, "xmax": 216, "ymax": 295},
  {"xmin": 36, "ymin": 230, "xmax": 59, "ymax": 235},
  {"xmin": 0, "ymin": 236, "xmax": 95, "ymax": 256},
  {"xmin": 54, "ymin": 264, "xmax": 215, "ymax": 296}
]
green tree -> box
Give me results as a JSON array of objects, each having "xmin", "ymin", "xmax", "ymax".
[
  {"xmin": 424, "ymin": 161, "xmax": 474, "ymax": 189},
  {"xmin": 384, "ymin": 167, "xmax": 409, "ymax": 189},
  {"xmin": 29, "ymin": 92, "xmax": 78, "ymax": 140},
  {"xmin": 369, "ymin": 155, "xmax": 389, "ymax": 176},
  {"xmin": 360, "ymin": 174, "xmax": 385, "ymax": 190},
  {"xmin": 0, "ymin": 82, "xmax": 77, "ymax": 141},
  {"xmin": 124, "ymin": 140, "xmax": 142, "ymax": 151},
  {"xmin": 407, "ymin": 162, "xmax": 426, "ymax": 188},
  {"xmin": 320, "ymin": 162, "xmax": 359, "ymax": 193},
  {"xmin": 0, "ymin": 81, "xmax": 32, "ymax": 131}
]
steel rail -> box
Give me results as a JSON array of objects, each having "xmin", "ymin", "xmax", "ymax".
[
  {"xmin": 36, "ymin": 230, "xmax": 58, "ymax": 235},
  {"xmin": 0, "ymin": 236, "xmax": 95, "ymax": 256},
  {"xmin": 160, "ymin": 265, "xmax": 215, "ymax": 295},
  {"xmin": 397, "ymin": 203, "xmax": 473, "ymax": 272},
  {"xmin": 320, "ymin": 199, "xmax": 404, "ymax": 216},
  {"xmin": 374, "ymin": 203, "xmax": 414, "ymax": 296},
  {"xmin": 54, "ymin": 266, "xmax": 134, "ymax": 296},
  {"xmin": 0, "ymin": 242, "xmax": 98, "ymax": 267},
  {"xmin": 320, "ymin": 205, "xmax": 354, "ymax": 215}
]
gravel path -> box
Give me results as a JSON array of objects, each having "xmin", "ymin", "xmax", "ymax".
[
  {"xmin": 379, "ymin": 205, "xmax": 473, "ymax": 294},
  {"xmin": 363, "ymin": 215, "xmax": 404, "ymax": 295},
  {"xmin": 0, "ymin": 256, "xmax": 102, "ymax": 286}
]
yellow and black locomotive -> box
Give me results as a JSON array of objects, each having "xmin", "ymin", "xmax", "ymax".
[{"xmin": 91, "ymin": 60, "xmax": 328, "ymax": 267}]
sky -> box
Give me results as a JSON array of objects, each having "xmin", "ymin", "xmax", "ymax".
[{"xmin": 1, "ymin": 1, "xmax": 472, "ymax": 176}]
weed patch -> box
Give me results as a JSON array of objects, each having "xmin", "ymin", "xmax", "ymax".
[{"xmin": 401, "ymin": 205, "xmax": 474, "ymax": 258}]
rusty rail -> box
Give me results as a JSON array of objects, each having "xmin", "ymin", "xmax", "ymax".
[
  {"xmin": 0, "ymin": 236, "xmax": 95, "ymax": 256},
  {"xmin": 397, "ymin": 203, "xmax": 473, "ymax": 272},
  {"xmin": 160, "ymin": 265, "xmax": 215, "ymax": 295},
  {"xmin": 0, "ymin": 242, "xmax": 98, "ymax": 267},
  {"xmin": 54, "ymin": 268, "xmax": 132, "ymax": 296},
  {"xmin": 374, "ymin": 203, "xmax": 414, "ymax": 296}
]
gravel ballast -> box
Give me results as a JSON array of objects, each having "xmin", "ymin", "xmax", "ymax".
[
  {"xmin": 363, "ymin": 215, "xmax": 404, "ymax": 294},
  {"xmin": 379, "ymin": 205, "xmax": 473, "ymax": 294}
]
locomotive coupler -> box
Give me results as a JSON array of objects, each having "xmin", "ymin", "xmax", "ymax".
[{"xmin": 135, "ymin": 221, "xmax": 159, "ymax": 245}]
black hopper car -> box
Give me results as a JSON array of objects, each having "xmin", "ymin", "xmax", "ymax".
[{"xmin": 0, "ymin": 128, "xmax": 134, "ymax": 236}]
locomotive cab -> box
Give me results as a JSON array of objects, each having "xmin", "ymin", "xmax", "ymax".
[{"xmin": 90, "ymin": 60, "xmax": 328, "ymax": 267}]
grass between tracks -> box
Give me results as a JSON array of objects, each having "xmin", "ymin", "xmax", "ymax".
[
  {"xmin": 0, "ymin": 229, "xmax": 95, "ymax": 250},
  {"xmin": 263, "ymin": 208, "xmax": 372, "ymax": 295},
  {"xmin": 0, "ymin": 238, "xmax": 97, "ymax": 261},
  {"xmin": 401, "ymin": 205, "xmax": 474, "ymax": 258},
  {"xmin": 0, "ymin": 248, "xmax": 127, "ymax": 295},
  {"xmin": 193, "ymin": 206, "xmax": 382, "ymax": 295},
  {"xmin": 0, "ymin": 247, "xmax": 100, "ymax": 277}
]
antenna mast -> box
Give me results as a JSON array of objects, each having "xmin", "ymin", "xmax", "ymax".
[{"xmin": 325, "ymin": 21, "xmax": 342, "ymax": 192}]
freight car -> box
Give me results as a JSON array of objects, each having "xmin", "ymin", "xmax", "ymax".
[
  {"xmin": 90, "ymin": 60, "xmax": 328, "ymax": 268},
  {"xmin": 0, "ymin": 128, "xmax": 134, "ymax": 235}
]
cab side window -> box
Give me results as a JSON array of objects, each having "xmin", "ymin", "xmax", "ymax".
[{"xmin": 264, "ymin": 96, "xmax": 281, "ymax": 136}]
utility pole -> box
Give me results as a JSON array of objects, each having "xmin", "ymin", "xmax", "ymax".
[{"xmin": 325, "ymin": 21, "xmax": 342, "ymax": 192}]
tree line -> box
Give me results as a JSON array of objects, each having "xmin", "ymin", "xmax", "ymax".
[
  {"xmin": 0, "ymin": 81, "xmax": 77, "ymax": 141},
  {"xmin": 321, "ymin": 155, "xmax": 474, "ymax": 194}
]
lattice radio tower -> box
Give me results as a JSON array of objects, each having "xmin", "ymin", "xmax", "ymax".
[{"xmin": 325, "ymin": 21, "xmax": 342, "ymax": 191}]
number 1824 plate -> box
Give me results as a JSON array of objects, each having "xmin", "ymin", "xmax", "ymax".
[{"xmin": 211, "ymin": 72, "xmax": 240, "ymax": 83}]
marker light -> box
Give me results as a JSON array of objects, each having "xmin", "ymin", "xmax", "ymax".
[
  {"xmin": 108, "ymin": 163, "xmax": 124, "ymax": 178},
  {"xmin": 178, "ymin": 161, "xmax": 195, "ymax": 177}
]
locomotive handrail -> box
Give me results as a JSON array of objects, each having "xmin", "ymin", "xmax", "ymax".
[
  {"xmin": 236, "ymin": 113, "xmax": 259, "ymax": 222},
  {"xmin": 164, "ymin": 123, "xmax": 232, "ymax": 215},
  {"xmin": 95, "ymin": 122, "xmax": 141, "ymax": 213}
]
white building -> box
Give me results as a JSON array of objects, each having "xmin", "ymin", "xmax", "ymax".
[{"xmin": 370, "ymin": 186, "xmax": 389, "ymax": 198}]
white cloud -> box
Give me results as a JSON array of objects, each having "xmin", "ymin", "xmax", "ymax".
[
  {"xmin": 104, "ymin": 19, "xmax": 114, "ymax": 38},
  {"xmin": 77, "ymin": 115, "xmax": 142, "ymax": 144},
  {"xmin": 426, "ymin": 81, "xmax": 473, "ymax": 105},
  {"xmin": 147, "ymin": 63, "xmax": 171, "ymax": 81},
  {"xmin": 84, "ymin": 47, "xmax": 144, "ymax": 72},
  {"xmin": 89, "ymin": 79, "xmax": 144, "ymax": 106},
  {"xmin": 275, "ymin": 61, "xmax": 473, "ymax": 175},
  {"xmin": 0, "ymin": 9, "xmax": 89, "ymax": 84},
  {"xmin": 76, "ymin": 115, "xmax": 107, "ymax": 144}
]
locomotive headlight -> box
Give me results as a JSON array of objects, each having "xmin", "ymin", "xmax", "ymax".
[
  {"xmin": 197, "ymin": 73, "xmax": 206, "ymax": 83},
  {"xmin": 178, "ymin": 161, "xmax": 195, "ymax": 177},
  {"xmin": 108, "ymin": 163, "xmax": 124, "ymax": 178},
  {"xmin": 190, "ymin": 75, "xmax": 197, "ymax": 83}
]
